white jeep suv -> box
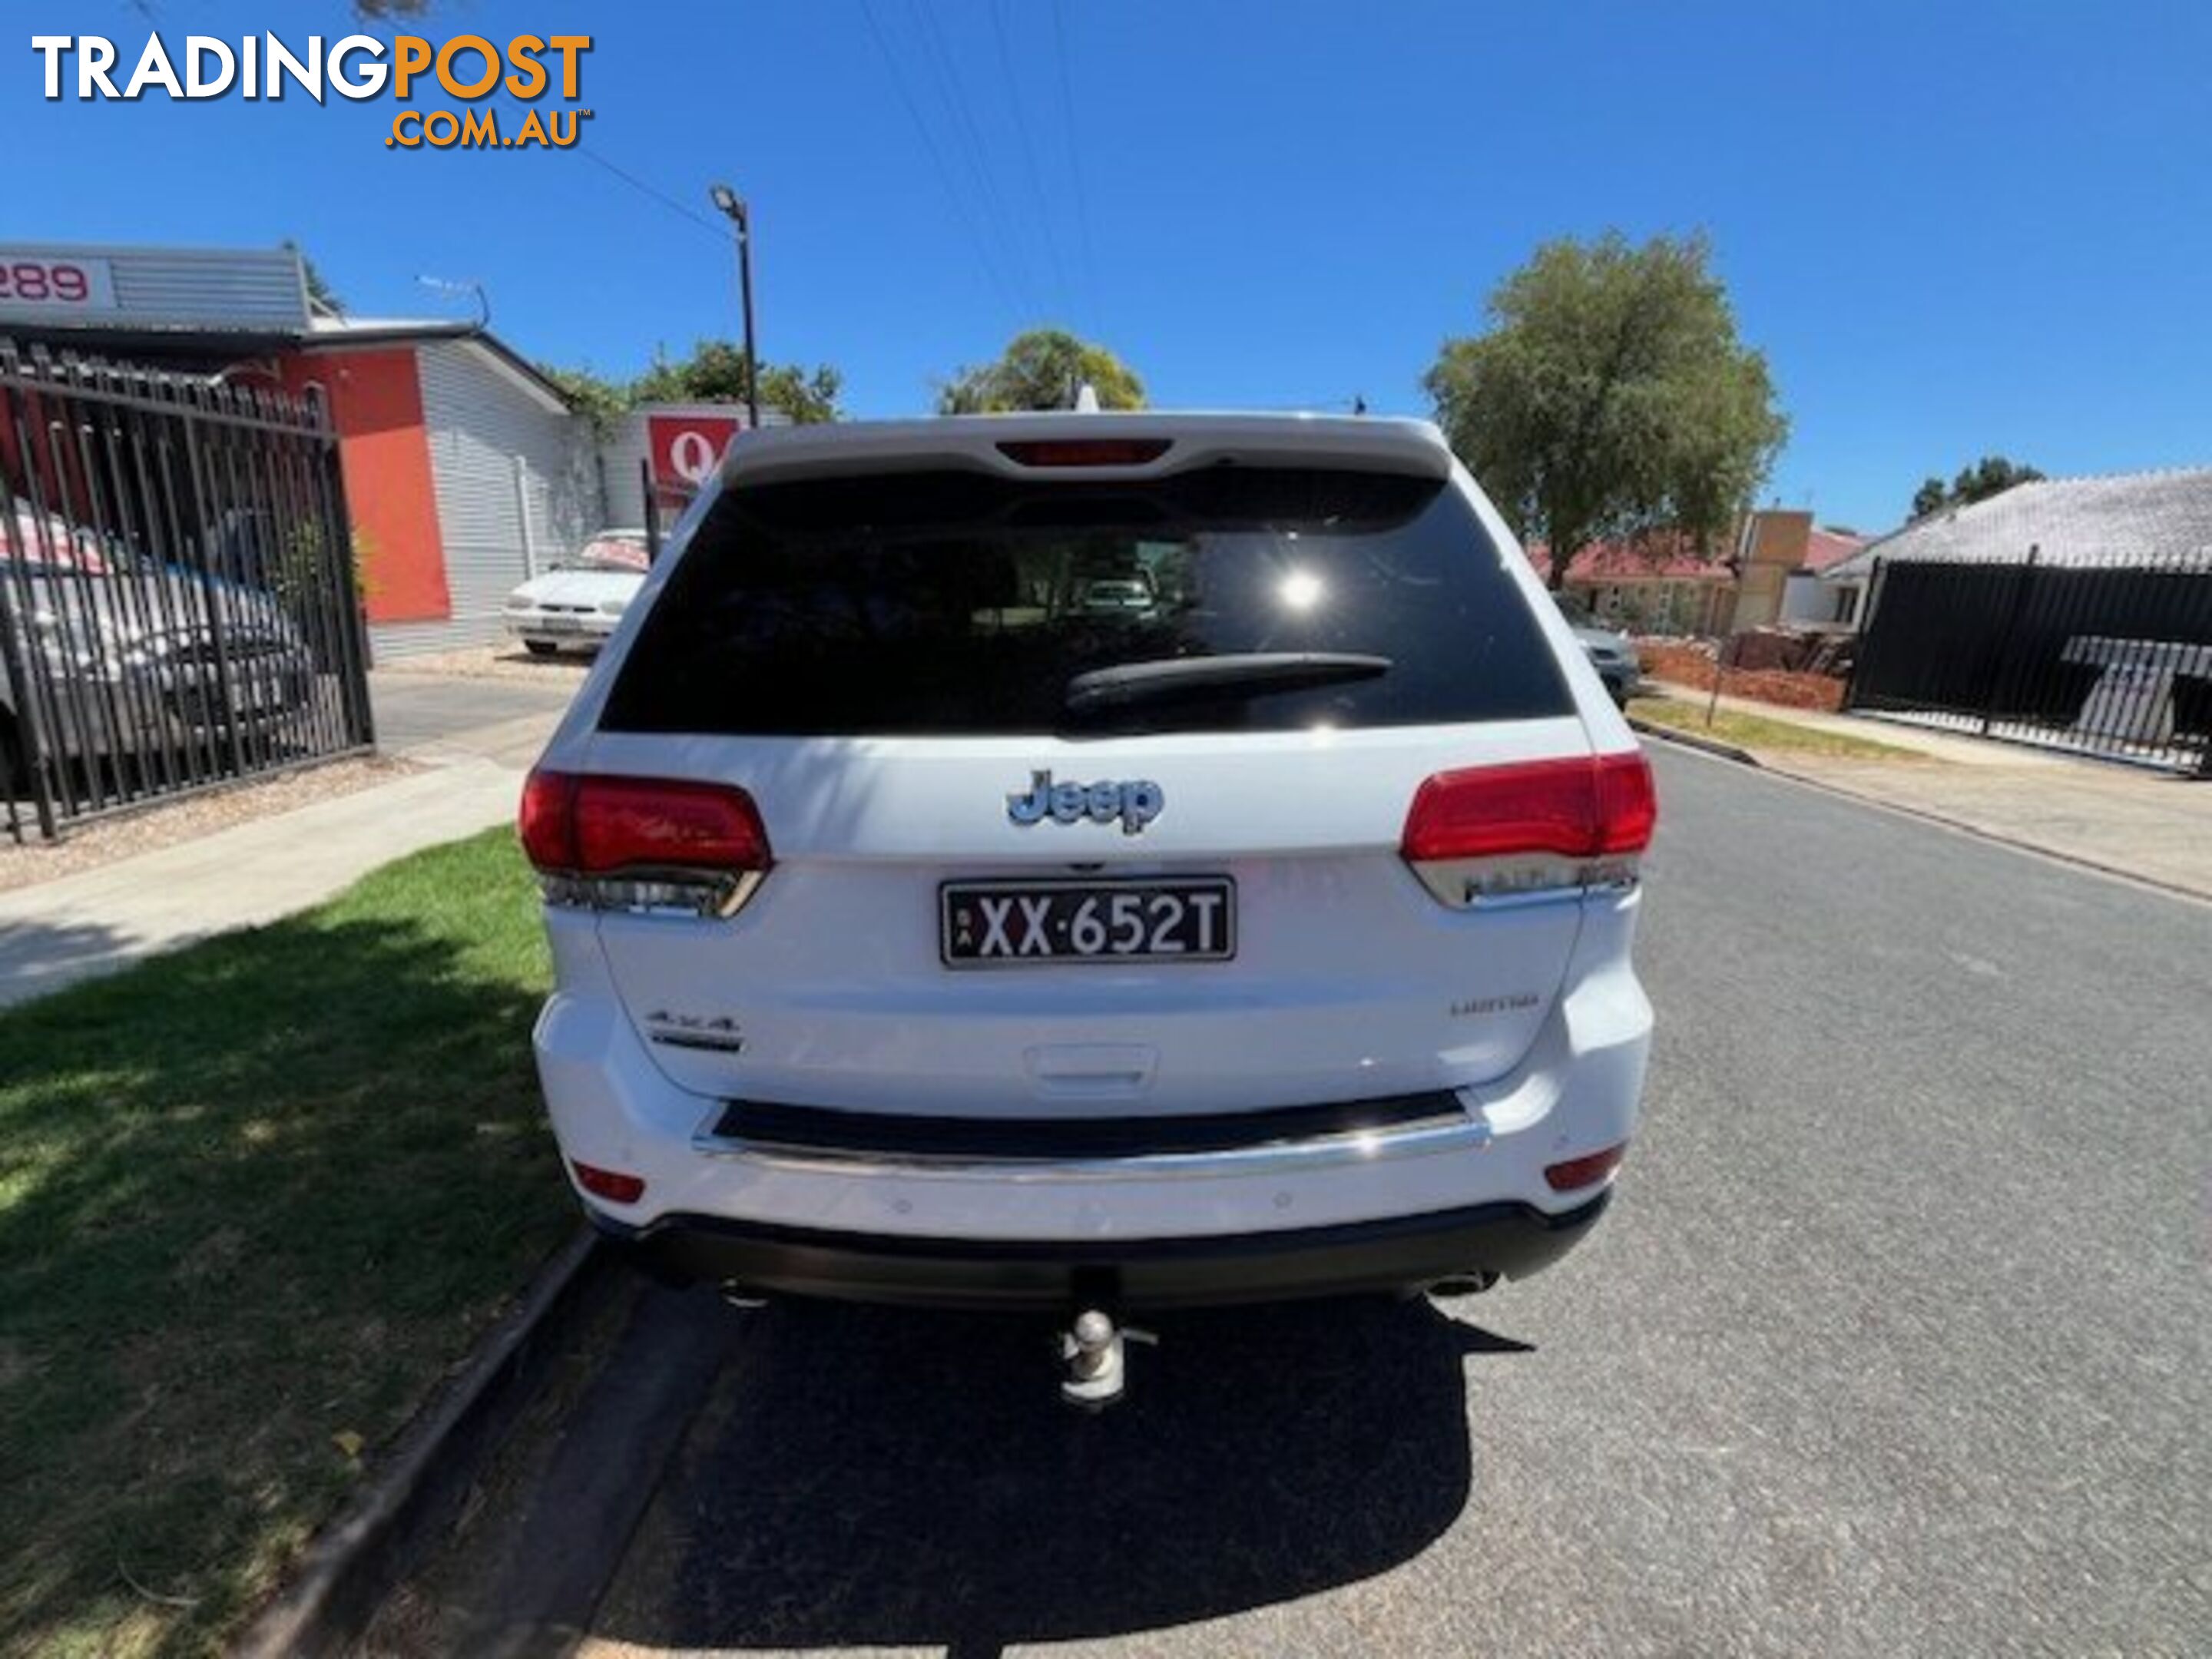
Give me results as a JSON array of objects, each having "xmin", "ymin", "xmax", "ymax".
[{"xmin": 521, "ymin": 413, "xmax": 1654, "ymax": 1315}]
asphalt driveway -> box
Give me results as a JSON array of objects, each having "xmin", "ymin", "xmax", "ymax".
[{"xmin": 370, "ymin": 669, "xmax": 581, "ymax": 758}]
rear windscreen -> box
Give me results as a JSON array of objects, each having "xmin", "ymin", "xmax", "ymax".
[{"xmin": 601, "ymin": 465, "xmax": 1570, "ymax": 738}]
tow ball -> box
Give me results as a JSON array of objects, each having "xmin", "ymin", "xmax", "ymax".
[{"xmin": 1058, "ymin": 1308, "xmax": 1156, "ymax": 1409}]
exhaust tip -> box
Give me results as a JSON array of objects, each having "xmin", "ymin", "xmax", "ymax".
[{"xmin": 1428, "ymin": 1270, "xmax": 1502, "ymax": 1298}]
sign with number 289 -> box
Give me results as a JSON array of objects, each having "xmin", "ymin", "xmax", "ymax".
[{"xmin": 0, "ymin": 257, "xmax": 118, "ymax": 313}]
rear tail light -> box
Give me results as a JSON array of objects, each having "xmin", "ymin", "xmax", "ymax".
[
  {"xmin": 995, "ymin": 438, "xmax": 1173, "ymax": 468},
  {"xmin": 1400, "ymin": 752, "xmax": 1655, "ymax": 906},
  {"xmin": 1545, "ymin": 1141, "xmax": 1628, "ymax": 1192},
  {"xmin": 517, "ymin": 768, "xmax": 580, "ymax": 869},
  {"xmin": 570, "ymin": 1160, "xmax": 647, "ymax": 1204},
  {"xmin": 520, "ymin": 770, "xmax": 771, "ymax": 918}
]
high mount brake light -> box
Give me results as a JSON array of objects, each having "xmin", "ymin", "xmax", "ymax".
[
  {"xmin": 520, "ymin": 770, "xmax": 772, "ymax": 918},
  {"xmin": 1399, "ymin": 753, "xmax": 1656, "ymax": 906},
  {"xmin": 995, "ymin": 438, "xmax": 1174, "ymax": 468}
]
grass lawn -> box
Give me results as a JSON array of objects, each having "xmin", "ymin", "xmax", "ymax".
[
  {"xmin": 1632, "ymin": 695, "xmax": 1929, "ymax": 762},
  {"xmin": 0, "ymin": 830, "xmax": 575, "ymax": 1658}
]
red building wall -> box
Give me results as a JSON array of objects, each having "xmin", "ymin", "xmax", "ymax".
[{"xmin": 280, "ymin": 348, "xmax": 449, "ymax": 624}]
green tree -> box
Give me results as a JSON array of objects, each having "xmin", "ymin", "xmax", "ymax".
[
  {"xmin": 632, "ymin": 340, "xmax": 745, "ymax": 405},
  {"xmin": 1424, "ymin": 232, "xmax": 1786, "ymax": 588},
  {"xmin": 1909, "ymin": 455, "xmax": 2044, "ymax": 520},
  {"xmin": 753, "ymin": 364, "xmax": 843, "ymax": 426},
  {"xmin": 936, "ymin": 328, "xmax": 1146, "ymax": 414},
  {"xmin": 282, "ymin": 240, "xmax": 343, "ymax": 316},
  {"xmin": 537, "ymin": 364, "xmax": 629, "ymax": 435},
  {"xmin": 632, "ymin": 340, "xmax": 843, "ymax": 424}
]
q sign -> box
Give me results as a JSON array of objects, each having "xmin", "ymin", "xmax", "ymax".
[{"xmin": 647, "ymin": 414, "xmax": 743, "ymax": 491}]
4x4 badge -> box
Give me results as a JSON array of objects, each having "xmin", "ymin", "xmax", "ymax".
[
  {"xmin": 1007, "ymin": 770, "xmax": 1164, "ymax": 836},
  {"xmin": 643, "ymin": 1010, "xmax": 744, "ymax": 1053}
]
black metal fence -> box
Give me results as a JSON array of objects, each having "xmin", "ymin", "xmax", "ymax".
[
  {"xmin": 1848, "ymin": 551, "xmax": 2212, "ymax": 774},
  {"xmin": 0, "ymin": 343, "xmax": 375, "ymax": 841}
]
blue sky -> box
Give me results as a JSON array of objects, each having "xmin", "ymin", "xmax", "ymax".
[{"xmin": 13, "ymin": 0, "xmax": 2211, "ymax": 530}]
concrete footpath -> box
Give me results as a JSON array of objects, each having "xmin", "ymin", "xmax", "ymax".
[
  {"xmin": 0, "ymin": 672, "xmax": 573, "ymax": 1009},
  {"xmin": 1642, "ymin": 680, "xmax": 2212, "ymax": 901}
]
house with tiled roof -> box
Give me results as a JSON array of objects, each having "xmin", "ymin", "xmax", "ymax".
[
  {"xmin": 1525, "ymin": 531, "xmax": 1731, "ymax": 634},
  {"xmin": 1780, "ymin": 525, "xmax": 1872, "ymax": 625},
  {"xmin": 1528, "ymin": 509, "xmax": 1875, "ymax": 635},
  {"xmin": 1821, "ymin": 466, "xmax": 2212, "ymax": 630}
]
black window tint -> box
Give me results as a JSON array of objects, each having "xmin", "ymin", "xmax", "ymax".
[{"xmin": 603, "ymin": 466, "xmax": 1570, "ymax": 737}]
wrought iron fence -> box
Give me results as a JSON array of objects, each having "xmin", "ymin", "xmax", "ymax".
[
  {"xmin": 0, "ymin": 342, "xmax": 375, "ymax": 842},
  {"xmin": 1847, "ymin": 551, "xmax": 2212, "ymax": 774}
]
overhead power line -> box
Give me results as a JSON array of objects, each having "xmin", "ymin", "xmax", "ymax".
[
  {"xmin": 860, "ymin": 0, "xmax": 1024, "ymax": 322},
  {"xmin": 990, "ymin": 0, "xmax": 1072, "ymax": 324},
  {"xmin": 1049, "ymin": 0, "xmax": 1103, "ymax": 333},
  {"xmin": 906, "ymin": 1, "xmax": 1041, "ymax": 316},
  {"xmin": 573, "ymin": 147, "xmax": 726, "ymax": 241}
]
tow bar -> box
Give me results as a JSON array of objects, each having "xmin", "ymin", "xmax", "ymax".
[{"xmin": 1059, "ymin": 1308, "xmax": 1155, "ymax": 1409}]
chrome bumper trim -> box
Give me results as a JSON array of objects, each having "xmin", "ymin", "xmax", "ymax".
[{"xmin": 688, "ymin": 1104, "xmax": 1491, "ymax": 1182}]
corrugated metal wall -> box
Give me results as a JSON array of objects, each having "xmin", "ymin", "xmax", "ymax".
[
  {"xmin": 0, "ymin": 243, "xmax": 309, "ymax": 332},
  {"xmin": 373, "ymin": 341, "xmax": 601, "ymax": 658},
  {"xmin": 108, "ymin": 247, "xmax": 308, "ymax": 330}
]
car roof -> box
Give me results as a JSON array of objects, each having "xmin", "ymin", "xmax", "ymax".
[{"xmin": 716, "ymin": 411, "xmax": 1455, "ymax": 490}]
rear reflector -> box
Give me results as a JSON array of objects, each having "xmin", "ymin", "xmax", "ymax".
[
  {"xmin": 571, "ymin": 1160, "xmax": 647, "ymax": 1204},
  {"xmin": 1544, "ymin": 1142, "xmax": 1627, "ymax": 1192},
  {"xmin": 996, "ymin": 438, "xmax": 1173, "ymax": 468},
  {"xmin": 1401, "ymin": 752, "xmax": 1656, "ymax": 863},
  {"xmin": 521, "ymin": 770, "xmax": 770, "ymax": 876}
]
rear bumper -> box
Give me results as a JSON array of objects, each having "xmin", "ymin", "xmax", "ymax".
[
  {"xmin": 591, "ymin": 1188, "xmax": 1612, "ymax": 1311},
  {"xmin": 533, "ymin": 884, "xmax": 1652, "ymax": 1302}
]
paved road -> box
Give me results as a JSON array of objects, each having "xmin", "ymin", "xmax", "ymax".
[
  {"xmin": 381, "ymin": 746, "xmax": 2212, "ymax": 1657},
  {"xmin": 369, "ymin": 670, "xmax": 581, "ymax": 755}
]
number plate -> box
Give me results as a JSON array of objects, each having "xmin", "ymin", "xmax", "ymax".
[{"xmin": 940, "ymin": 877, "xmax": 1235, "ymax": 967}]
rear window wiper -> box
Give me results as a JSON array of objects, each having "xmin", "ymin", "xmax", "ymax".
[{"xmin": 1063, "ymin": 652, "xmax": 1392, "ymax": 714}]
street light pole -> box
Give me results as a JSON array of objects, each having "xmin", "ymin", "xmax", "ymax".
[{"xmin": 707, "ymin": 181, "xmax": 760, "ymax": 431}]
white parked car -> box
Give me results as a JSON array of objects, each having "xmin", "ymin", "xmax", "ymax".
[
  {"xmin": 502, "ymin": 530, "xmax": 651, "ymax": 655},
  {"xmin": 519, "ymin": 414, "xmax": 1654, "ymax": 1398}
]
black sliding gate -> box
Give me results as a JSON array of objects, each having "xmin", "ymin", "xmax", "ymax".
[
  {"xmin": 1848, "ymin": 552, "xmax": 2212, "ymax": 775},
  {"xmin": 0, "ymin": 342, "xmax": 375, "ymax": 841}
]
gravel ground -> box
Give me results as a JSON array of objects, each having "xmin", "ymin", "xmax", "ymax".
[
  {"xmin": 0, "ymin": 756, "xmax": 422, "ymax": 893},
  {"xmin": 376, "ymin": 644, "xmax": 595, "ymax": 684}
]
